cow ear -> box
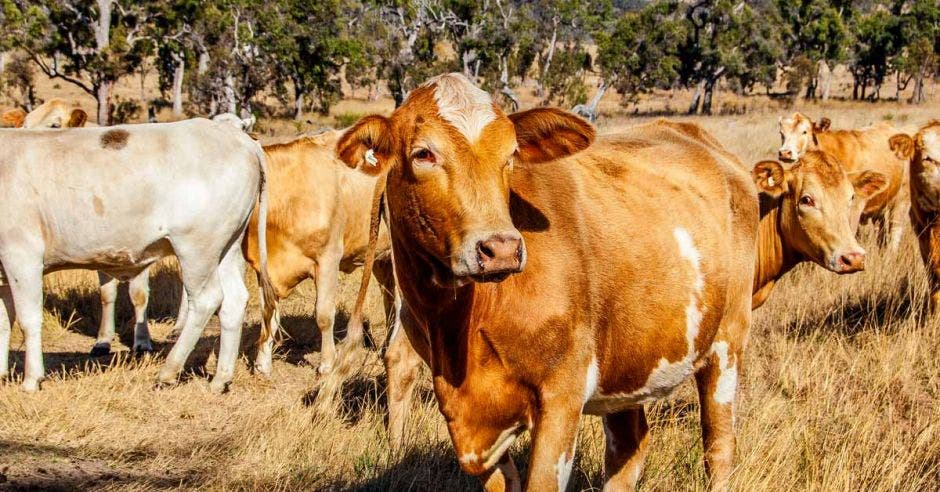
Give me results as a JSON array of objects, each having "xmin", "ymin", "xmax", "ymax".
[
  {"xmin": 68, "ymin": 109, "xmax": 87, "ymax": 128},
  {"xmin": 850, "ymin": 170, "xmax": 888, "ymax": 199},
  {"xmin": 2, "ymin": 108, "xmax": 27, "ymax": 128},
  {"xmin": 509, "ymin": 108, "xmax": 595, "ymax": 164},
  {"xmin": 888, "ymin": 134, "xmax": 915, "ymax": 160},
  {"xmin": 752, "ymin": 160, "xmax": 788, "ymax": 197},
  {"xmin": 336, "ymin": 115, "xmax": 393, "ymax": 176},
  {"xmin": 814, "ymin": 117, "xmax": 831, "ymax": 133}
]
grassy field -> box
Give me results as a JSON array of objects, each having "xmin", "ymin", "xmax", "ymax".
[{"xmin": 0, "ymin": 76, "xmax": 939, "ymax": 490}]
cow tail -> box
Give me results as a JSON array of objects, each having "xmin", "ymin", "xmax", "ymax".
[
  {"xmin": 344, "ymin": 171, "xmax": 388, "ymax": 351},
  {"xmin": 255, "ymin": 145, "xmax": 279, "ymax": 346}
]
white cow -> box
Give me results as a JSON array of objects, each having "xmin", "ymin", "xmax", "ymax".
[{"xmin": 0, "ymin": 119, "xmax": 275, "ymax": 392}]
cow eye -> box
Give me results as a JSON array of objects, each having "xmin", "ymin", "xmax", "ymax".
[
  {"xmin": 799, "ymin": 195, "xmax": 816, "ymax": 208},
  {"xmin": 50, "ymin": 123, "xmax": 61, "ymax": 129},
  {"xmin": 411, "ymin": 148, "xmax": 436, "ymax": 164}
]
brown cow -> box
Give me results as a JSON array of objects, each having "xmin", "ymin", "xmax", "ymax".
[
  {"xmin": 241, "ymin": 130, "xmax": 394, "ymax": 376},
  {"xmin": 337, "ymin": 73, "xmax": 757, "ymax": 491},
  {"xmin": 778, "ymin": 112, "xmax": 908, "ymax": 249},
  {"xmin": 1, "ymin": 98, "xmax": 88, "ymax": 129},
  {"xmin": 751, "ymin": 151, "xmax": 888, "ymax": 308},
  {"xmin": 889, "ymin": 123, "xmax": 940, "ymax": 309}
]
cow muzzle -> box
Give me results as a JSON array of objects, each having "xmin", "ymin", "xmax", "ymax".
[
  {"xmin": 830, "ymin": 249, "xmax": 866, "ymax": 274},
  {"xmin": 778, "ymin": 148, "xmax": 795, "ymax": 162},
  {"xmin": 453, "ymin": 231, "xmax": 525, "ymax": 283}
]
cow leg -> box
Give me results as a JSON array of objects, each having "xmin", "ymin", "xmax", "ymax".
[
  {"xmin": 92, "ymin": 272, "xmax": 119, "ymax": 356},
  {"xmin": 525, "ymin": 399, "xmax": 582, "ymax": 491},
  {"xmin": 313, "ymin": 254, "xmax": 341, "ymax": 375},
  {"xmin": 916, "ymin": 222, "xmax": 940, "ymax": 312},
  {"xmin": 156, "ymin": 256, "xmax": 224, "ymax": 387},
  {"xmin": 3, "ymin": 256, "xmax": 45, "ymax": 392},
  {"xmin": 168, "ymin": 288, "xmax": 189, "ymax": 342},
  {"xmin": 695, "ymin": 342, "xmax": 740, "ymax": 491},
  {"xmin": 384, "ymin": 310, "xmax": 424, "ymax": 452},
  {"xmin": 601, "ymin": 409, "xmax": 650, "ymax": 491},
  {"xmin": 887, "ymin": 199, "xmax": 909, "ymax": 252},
  {"xmin": 480, "ymin": 453, "xmax": 522, "ymax": 492},
  {"xmin": 209, "ymin": 243, "xmax": 248, "ymax": 394},
  {"xmin": 0, "ymin": 285, "xmax": 14, "ymax": 380},
  {"xmin": 129, "ymin": 267, "xmax": 154, "ymax": 353}
]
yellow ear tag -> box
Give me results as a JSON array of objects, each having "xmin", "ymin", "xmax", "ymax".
[{"xmin": 767, "ymin": 176, "xmax": 775, "ymax": 187}]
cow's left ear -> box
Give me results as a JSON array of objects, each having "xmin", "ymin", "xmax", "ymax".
[
  {"xmin": 336, "ymin": 115, "xmax": 393, "ymax": 176},
  {"xmin": 509, "ymin": 108, "xmax": 595, "ymax": 164},
  {"xmin": 68, "ymin": 109, "xmax": 87, "ymax": 128},
  {"xmin": 2, "ymin": 108, "xmax": 27, "ymax": 128},
  {"xmin": 813, "ymin": 117, "xmax": 831, "ymax": 133},
  {"xmin": 888, "ymin": 134, "xmax": 915, "ymax": 160},
  {"xmin": 752, "ymin": 160, "xmax": 788, "ymax": 197},
  {"xmin": 850, "ymin": 170, "xmax": 888, "ymax": 199}
]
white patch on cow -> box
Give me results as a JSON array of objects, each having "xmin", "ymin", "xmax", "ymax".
[
  {"xmin": 711, "ymin": 341, "xmax": 737, "ymax": 405},
  {"xmin": 426, "ymin": 73, "xmax": 495, "ymax": 143},
  {"xmin": 584, "ymin": 228, "xmax": 704, "ymax": 414},
  {"xmin": 555, "ymin": 450, "xmax": 575, "ymax": 491},
  {"xmin": 460, "ymin": 451, "xmax": 479, "ymax": 465},
  {"xmin": 463, "ymin": 424, "xmax": 521, "ymax": 470},
  {"xmin": 583, "ymin": 357, "xmax": 600, "ymax": 405},
  {"xmin": 923, "ymin": 130, "xmax": 940, "ymax": 163}
]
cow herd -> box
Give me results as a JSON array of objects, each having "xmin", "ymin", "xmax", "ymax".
[{"xmin": 0, "ymin": 73, "xmax": 937, "ymax": 490}]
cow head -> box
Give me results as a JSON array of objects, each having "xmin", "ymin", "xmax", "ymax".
[
  {"xmin": 5, "ymin": 99, "xmax": 88, "ymax": 129},
  {"xmin": 778, "ymin": 113, "xmax": 830, "ymax": 162},
  {"xmin": 336, "ymin": 73, "xmax": 594, "ymax": 286},
  {"xmin": 891, "ymin": 123, "xmax": 940, "ymax": 210},
  {"xmin": 753, "ymin": 150, "xmax": 887, "ymax": 273}
]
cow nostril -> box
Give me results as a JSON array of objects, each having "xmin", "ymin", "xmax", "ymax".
[{"xmin": 477, "ymin": 241, "xmax": 495, "ymax": 261}]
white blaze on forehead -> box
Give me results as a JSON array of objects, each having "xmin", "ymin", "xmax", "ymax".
[
  {"xmin": 711, "ymin": 340, "xmax": 738, "ymax": 405},
  {"xmin": 425, "ymin": 73, "xmax": 496, "ymax": 143}
]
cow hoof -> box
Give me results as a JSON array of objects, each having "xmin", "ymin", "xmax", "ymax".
[
  {"xmin": 253, "ymin": 364, "xmax": 272, "ymax": 379},
  {"xmin": 89, "ymin": 343, "xmax": 111, "ymax": 357},
  {"xmin": 209, "ymin": 380, "xmax": 230, "ymax": 395},
  {"xmin": 133, "ymin": 343, "xmax": 154, "ymax": 355},
  {"xmin": 152, "ymin": 380, "xmax": 177, "ymax": 391},
  {"xmin": 21, "ymin": 379, "xmax": 41, "ymax": 393}
]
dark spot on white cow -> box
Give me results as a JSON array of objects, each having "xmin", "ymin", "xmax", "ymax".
[
  {"xmin": 100, "ymin": 129, "xmax": 129, "ymax": 150},
  {"xmin": 92, "ymin": 196, "xmax": 105, "ymax": 216}
]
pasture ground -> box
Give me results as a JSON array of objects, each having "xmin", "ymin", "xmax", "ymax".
[{"xmin": 1, "ymin": 78, "xmax": 939, "ymax": 490}]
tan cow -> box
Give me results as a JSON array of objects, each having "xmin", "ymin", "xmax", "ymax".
[
  {"xmin": 1, "ymin": 98, "xmax": 88, "ymax": 129},
  {"xmin": 778, "ymin": 112, "xmax": 908, "ymax": 249},
  {"xmin": 338, "ymin": 73, "xmax": 757, "ymax": 491},
  {"xmin": 240, "ymin": 131, "xmax": 394, "ymax": 376},
  {"xmin": 889, "ymin": 123, "xmax": 940, "ymax": 309}
]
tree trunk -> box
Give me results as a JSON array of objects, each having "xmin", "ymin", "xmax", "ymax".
[
  {"xmin": 97, "ymin": 81, "xmax": 112, "ymax": 126},
  {"xmin": 223, "ymin": 72, "xmax": 237, "ymax": 114},
  {"xmin": 0, "ymin": 52, "xmax": 5, "ymax": 75},
  {"xmin": 198, "ymin": 51, "xmax": 210, "ymax": 75},
  {"xmin": 294, "ymin": 85, "xmax": 305, "ymax": 120},
  {"xmin": 688, "ymin": 80, "xmax": 705, "ymax": 114},
  {"xmin": 499, "ymin": 58, "xmax": 520, "ymax": 112},
  {"xmin": 536, "ymin": 17, "xmax": 559, "ymax": 99},
  {"xmin": 820, "ymin": 61, "xmax": 832, "ymax": 101},
  {"xmin": 94, "ymin": 0, "xmax": 112, "ymax": 125},
  {"xmin": 139, "ymin": 63, "xmax": 149, "ymax": 121},
  {"xmin": 702, "ymin": 79, "xmax": 716, "ymax": 115},
  {"xmin": 572, "ymin": 82, "xmax": 607, "ymax": 122},
  {"xmin": 172, "ymin": 52, "xmax": 185, "ymax": 117}
]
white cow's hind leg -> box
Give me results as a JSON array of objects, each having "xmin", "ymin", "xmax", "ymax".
[
  {"xmin": 210, "ymin": 244, "xmax": 248, "ymax": 394},
  {"xmin": 129, "ymin": 267, "xmax": 153, "ymax": 353},
  {"xmin": 156, "ymin": 252, "xmax": 224, "ymax": 387},
  {"xmin": 0, "ymin": 285, "xmax": 14, "ymax": 380},
  {"xmin": 3, "ymin": 256, "xmax": 45, "ymax": 392},
  {"xmin": 92, "ymin": 273, "xmax": 119, "ymax": 356},
  {"xmin": 167, "ymin": 289, "xmax": 188, "ymax": 343}
]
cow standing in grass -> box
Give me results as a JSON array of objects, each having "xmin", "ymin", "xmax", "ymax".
[
  {"xmin": 777, "ymin": 112, "xmax": 908, "ymax": 250},
  {"xmin": 0, "ymin": 119, "xmax": 275, "ymax": 392},
  {"xmin": 338, "ymin": 73, "xmax": 757, "ymax": 491},
  {"xmin": 890, "ymin": 124, "xmax": 940, "ymax": 310}
]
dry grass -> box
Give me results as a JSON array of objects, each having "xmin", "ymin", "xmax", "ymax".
[{"xmin": 1, "ymin": 73, "xmax": 940, "ymax": 490}]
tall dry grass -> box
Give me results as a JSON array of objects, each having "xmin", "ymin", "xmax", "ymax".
[{"xmin": 1, "ymin": 87, "xmax": 939, "ymax": 489}]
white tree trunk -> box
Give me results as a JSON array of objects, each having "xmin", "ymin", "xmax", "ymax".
[
  {"xmin": 198, "ymin": 51, "xmax": 210, "ymax": 75},
  {"xmin": 294, "ymin": 90, "xmax": 304, "ymax": 120},
  {"xmin": 537, "ymin": 18, "xmax": 559, "ymax": 99},
  {"xmin": 95, "ymin": 0, "xmax": 112, "ymax": 125},
  {"xmin": 172, "ymin": 52, "xmax": 185, "ymax": 117},
  {"xmin": 223, "ymin": 72, "xmax": 237, "ymax": 114},
  {"xmin": 0, "ymin": 52, "xmax": 5, "ymax": 74},
  {"xmin": 97, "ymin": 82, "xmax": 111, "ymax": 126},
  {"xmin": 819, "ymin": 61, "xmax": 832, "ymax": 101}
]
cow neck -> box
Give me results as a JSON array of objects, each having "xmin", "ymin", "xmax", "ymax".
[{"xmin": 753, "ymin": 194, "xmax": 801, "ymax": 308}]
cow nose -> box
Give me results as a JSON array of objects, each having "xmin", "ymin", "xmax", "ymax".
[
  {"xmin": 476, "ymin": 233, "xmax": 523, "ymax": 276},
  {"xmin": 837, "ymin": 251, "xmax": 866, "ymax": 273},
  {"xmin": 778, "ymin": 149, "xmax": 792, "ymax": 161}
]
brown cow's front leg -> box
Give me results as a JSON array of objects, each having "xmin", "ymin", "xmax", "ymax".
[
  {"xmin": 602, "ymin": 408, "xmax": 650, "ymax": 491},
  {"xmin": 524, "ymin": 398, "xmax": 582, "ymax": 491},
  {"xmin": 695, "ymin": 343, "xmax": 739, "ymax": 491},
  {"xmin": 313, "ymin": 254, "xmax": 341, "ymax": 375},
  {"xmin": 919, "ymin": 222, "xmax": 940, "ymax": 312},
  {"xmin": 383, "ymin": 315, "xmax": 424, "ymax": 452},
  {"xmin": 481, "ymin": 453, "xmax": 522, "ymax": 492}
]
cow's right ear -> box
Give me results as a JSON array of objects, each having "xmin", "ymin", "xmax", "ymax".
[
  {"xmin": 813, "ymin": 117, "xmax": 831, "ymax": 133},
  {"xmin": 888, "ymin": 134, "xmax": 915, "ymax": 160},
  {"xmin": 336, "ymin": 115, "xmax": 393, "ymax": 176},
  {"xmin": 753, "ymin": 160, "xmax": 788, "ymax": 197},
  {"xmin": 68, "ymin": 108, "xmax": 88, "ymax": 128},
  {"xmin": 1, "ymin": 108, "xmax": 27, "ymax": 128}
]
